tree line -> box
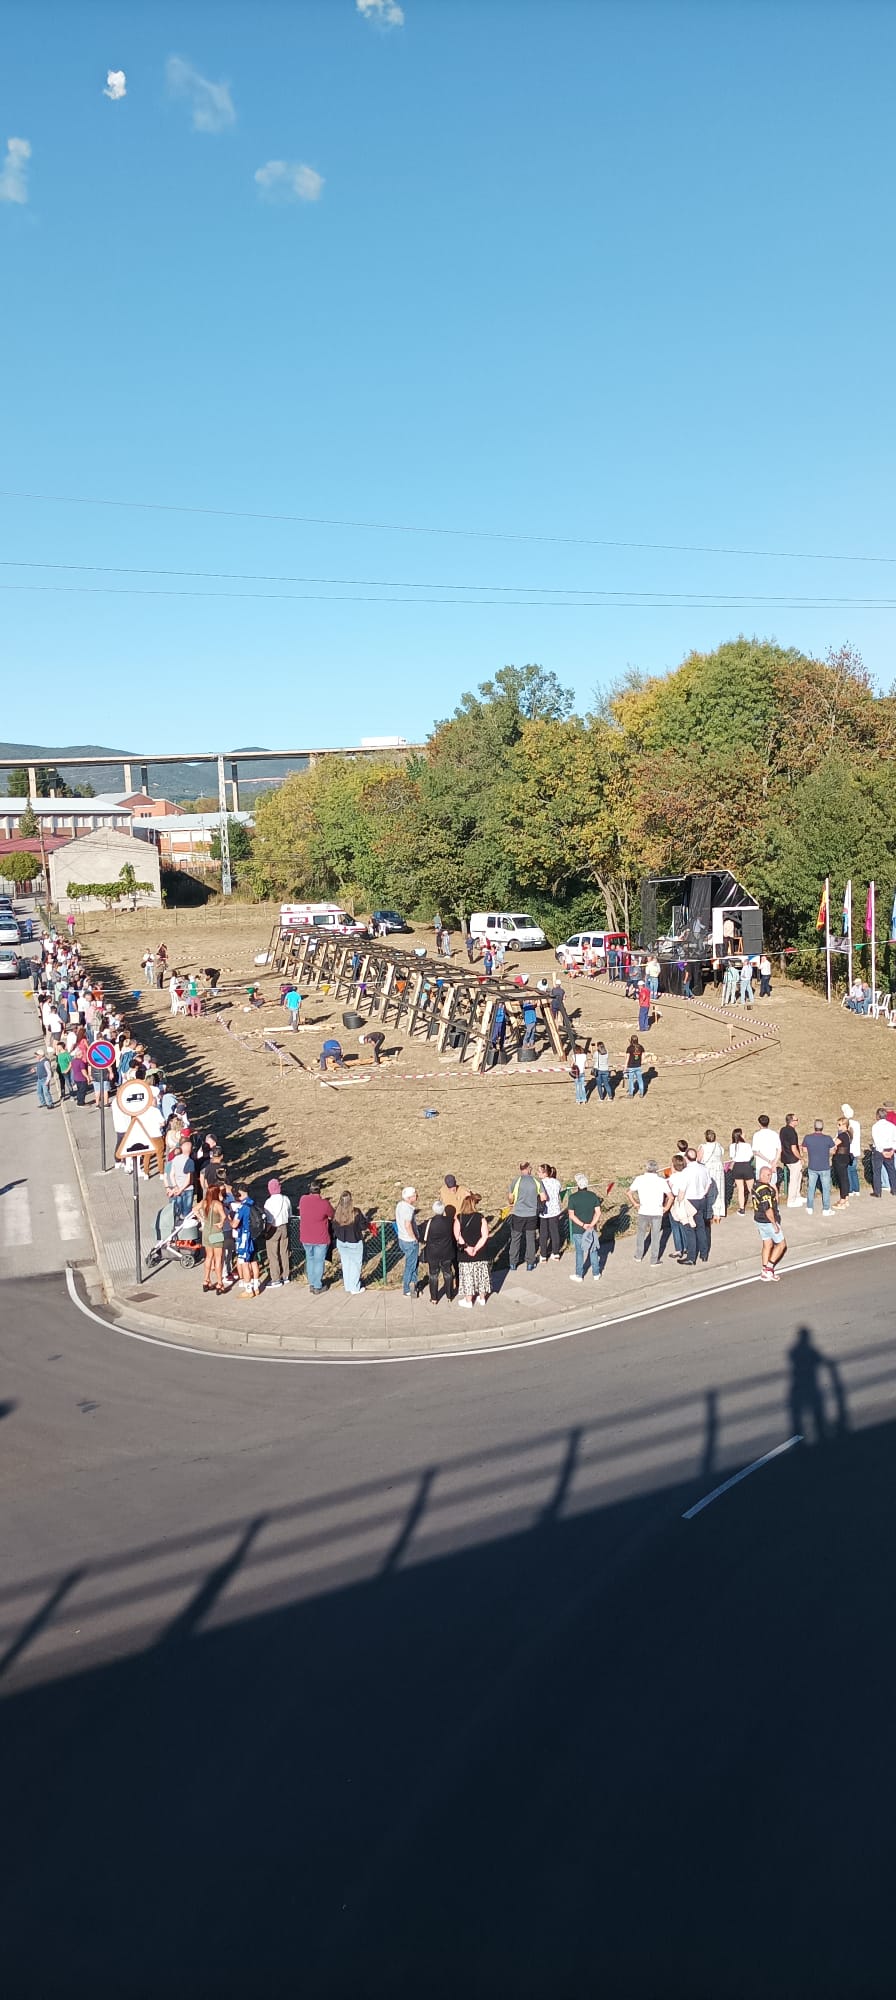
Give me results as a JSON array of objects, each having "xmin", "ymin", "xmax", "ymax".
[{"xmin": 247, "ymin": 639, "xmax": 896, "ymax": 944}]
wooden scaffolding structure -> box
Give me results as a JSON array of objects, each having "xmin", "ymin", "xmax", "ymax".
[{"xmin": 270, "ymin": 932, "xmax": 570, "ymax": 1073}]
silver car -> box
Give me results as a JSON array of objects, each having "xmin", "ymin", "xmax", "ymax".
[{"xmin": 0, "ymin": 947, "xmax": 20, "ymax": 979}]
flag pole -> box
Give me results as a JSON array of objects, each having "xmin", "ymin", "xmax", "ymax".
[
  {"xmin": 847, "ymin": 880, "xmax": 853, "ymax": 992},
  {"xmin": 825, "ymin": 876, "xmax": 832, "ymax": 1004},
  {"xmin": 870, "ymin": 881, "xmax": 876, "ymax": 1001}
]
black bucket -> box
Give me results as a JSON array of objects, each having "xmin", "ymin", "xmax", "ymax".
[
  {"xmin": 342, "ymin": 1011, "xmax": 365, "ymax": 1030},
  {"xmin": 517, "ymin": 1046, "xmax": 539, "ymax": 1064}
]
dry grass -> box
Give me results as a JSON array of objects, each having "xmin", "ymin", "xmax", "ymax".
[{"xmin": 81, "ymin": 907, "xmax": 896, "ymax": 1220}]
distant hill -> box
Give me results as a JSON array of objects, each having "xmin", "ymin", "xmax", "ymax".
[{"xmin": 0, "ymin": 741, "xmax": 309, "ymax": 800}]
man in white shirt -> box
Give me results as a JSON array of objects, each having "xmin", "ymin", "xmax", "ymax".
[
  {"xmin": 752, "ymin": 1115, "xmax": 782, "ymax": 1177},
  {"xmin": 629, "ymin": 1160, "xmax": 672, "ymax": 1265},
  {"xmin": 263, "ymin": 1177, "xmax": 292, "ymax": 1287},
  {"xmin": 680, "ymin": 1149, "xmax": 712, "ymax": 1262},
  {"xmin": 870, "ymin": 1109, "xmax": 896, "ymax": 1197}
]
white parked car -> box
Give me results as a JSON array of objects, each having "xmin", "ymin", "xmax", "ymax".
[
  {"xmin": 468, "ymin": 912, "xmax": 547, "ymax": 951},
  {"xmin": 0, "ymin": 947, "xmax": 21, "ymax": 979},
  {"xmin": 0, "ymin": 918, "xmax": 21, "ymax": 948},
  {"xmin": 555, "ymin": 929, "xmax": 630, "ymax": 970}
]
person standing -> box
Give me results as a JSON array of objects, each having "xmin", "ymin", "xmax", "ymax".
[
  {"xmin": 298, "ymin": 1182, "xmax": 334, "ymax": 1294},
  {"xmin": 698, "ymin": 1130, "xmax": 726, "ymax": 1222},
  {"xmin": 537, "ymin": 1164, "xmax": 565, "ymax": 1262},
  {"xmin": 869, "ymin": 1108, "xmax": 896, "ymax": 1199},
  {"xmin": 752, "ymin": 1167, "xmax": 787, "ymax": 1281},
  {"xmin": 395, "ymin": 1187, "xmax": 420, "ymax": 1297},
  {"xmin": 263, "ymin": 1178, "xmax": 292, "ymax": 1287},
  {"xmin": 730, "ymin": 1128, "xmax": 754, "ymax": 1214},
  {"xmin": 780, "ymin": 1111, "xmax": 803, "ymax": 1207},
  {"xmin": 167, "ymin": 1135, "xmax": 197, "ymax": 1223},
  {"xmin": 453, "ymin": 1194, "xmax": 490, "ymax": 1307},
  {"xmin": 751, "ymin": 1115, "xmax": 782, "ymax": 1183},
  {"xmin": 231, "ymin": 1186, "xmax": 263, "ymax": 1294},
  {"xmin": 199, "ymin": 1185, "xmax": 228, "ymax": 1295},
  {"xmin": 507, "ymin": 1163, "xmax": 543, "ymax": 1272},
  {"xmin": 831, "ymin": 1122, "xmax": 852, "ymax": 1209},
  {"xmin": 721, "ymin": 959, "xmax": 738, "ymax": 1005},
  {"xmin": 332, "ymin": 1190, "xmax": 366, "ymax": 1292},
  {"xmin": 422, "ymin": 1201, "xmax": 455, "ymax": 1303},
  {"xmin": 570, "ymin": 1046, "xmax": 588, "ymax": 1105},
  {"xmin": 567, "ymin": 1173, "xmax": 602, "ymax": 1281},
  {"xmin": 680, "ymin": 1149, "xmax": 713, "ymax": 1261},
  {"xmin": 802, "ymin": 1119, "xmax": 835, "ymax": 1216},
  {"xmin": 591, "ymin": 1042, "xmax": 614, "ymax": 1100},
  {"xmin": 738, "ymin": 960, "xmax": 754, "ymax": 1007},
  {"xmin": 156, "ymin": 943, "xmax": 168, "ymax": 990},
  {"xmin": 628, "ymin": 1160, "xmax": 672, "ymax": 1264},
  {"xmin": 284, "ymin": 987, "xmax": 303, "ymax": 1031},
  {"xmin": 521, "ymin": 999, "xmax": 538, "ymax": 1048},
  {"xmin": 55, "ymin": 1040, "xmax": 73, "ymax": 1101},
  {"xmin": 668, "ymin": 1157, "xmax": 698, "ymax": 1265},
  {"xmin": 646, "ymin": 952, "xmax": 661, "ymax": 1000},
  {"xmin": 625, "ymin": 1035, "xmax": 645, "ymax": 1098},
  {"xmin": 758, "ymin": 953, "xmax": 773, "ymax": 999},
  {"xmin": 34, "ymin": 1050, "xmax": 54, "ymax": 1109},
  {"xmin": 637, "ymin": 980, "xmax": 651, "ymax": 1033},
  {"xmin": 841, "ymin": 1104, "xmax": 861, "ymax": 1196}
]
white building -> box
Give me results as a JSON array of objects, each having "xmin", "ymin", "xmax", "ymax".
[
  {"xmin": 0, "ymin": 797, "xmax": 135, "ymax": 839},
  {"xmin": 48, "ymin": 827, "xmax": 162, "ymax": 912}
]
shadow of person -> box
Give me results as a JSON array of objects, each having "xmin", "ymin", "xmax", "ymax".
[{"xmin": 788, "ymin": 1326, "xmax": 850, "ymax": 1444}]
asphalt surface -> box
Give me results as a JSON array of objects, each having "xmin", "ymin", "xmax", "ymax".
[{"xmin": 2, "ymin": 968, "xmax": 896, "ymax": 1997}]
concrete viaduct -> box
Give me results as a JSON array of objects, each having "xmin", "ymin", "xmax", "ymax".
[{"xmin": 0, "ymin": 745, "xmax": 423, "ymax": 814}]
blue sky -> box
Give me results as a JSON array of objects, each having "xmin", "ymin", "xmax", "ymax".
[{"xmin": 2, "ymin": 0, "xmax": 895, "ymax": 748}]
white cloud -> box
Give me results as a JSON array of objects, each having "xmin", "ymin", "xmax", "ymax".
[
  {"xmin": 357, "ymin": 0, "xmax": 405, "ymax": 26},
  {"xmin": 166, "ymin": 55, "xmax": 235, "ymax": 133},
  {"xmin": 103, "ymin": 69, "xmax": 127, "ymax": 101},
  {"xmin": 0, "ymin": 137, "xmax": 30, "ymax": 205},
  {"xmin": 254, "ymin": 159, "xmax": 324, "ymax": 203}
]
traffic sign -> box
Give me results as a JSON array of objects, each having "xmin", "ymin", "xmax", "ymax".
[
  {"xmin": 116, "ymin": 1078, "xmax": 153, "ymax": 1116},
  {"xmin": 87, "ymin": 1039, "xmax": 116, "ymax": 1070}
]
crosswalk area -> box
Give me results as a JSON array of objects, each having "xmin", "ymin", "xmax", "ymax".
[{"xmin": 0, "ymin": 1178, "xmax": 92, "ymax": 1278}]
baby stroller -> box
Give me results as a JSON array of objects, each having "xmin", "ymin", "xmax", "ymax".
[{"xmin": 146, "ymin": 1199, "xmax": 203, "ymax": 1271}]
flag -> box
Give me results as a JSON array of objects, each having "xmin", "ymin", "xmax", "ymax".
[
  {"xmin": 842, "ymin": 880, "xmax": 852, "ymax": 932},
  {"xmin": 816, "ymin": 882, "xmax": 828, "ymax": 931},
  {"xmin": 865, "ymin": 882, "xmax": 875, "ymax": 939}
]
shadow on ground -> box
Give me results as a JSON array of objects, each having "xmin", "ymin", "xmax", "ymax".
[{"xmin": 2, "ymin": 1326, "xmax": 893, "ymax": 1999}]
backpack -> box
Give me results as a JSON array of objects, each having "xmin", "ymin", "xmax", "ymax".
[{"xmin": 248, "ymin": 1201, "xmax": 266, "ymax": 1242}]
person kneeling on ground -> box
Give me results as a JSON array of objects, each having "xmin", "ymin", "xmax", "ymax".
[{"xmin": 752, "ymin": 1166, "xmax": 787, "ymax": 1282}]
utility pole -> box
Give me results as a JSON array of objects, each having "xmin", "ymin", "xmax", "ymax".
[{"xmin": 217, "ymin": 754, "xmax": 232, "ymax": 897}]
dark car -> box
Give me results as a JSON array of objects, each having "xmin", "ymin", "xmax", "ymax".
[{"xmin": 371, "ymin": 910, "xmax": 412, "ymax": 934}]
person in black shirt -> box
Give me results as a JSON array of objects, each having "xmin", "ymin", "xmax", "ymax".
[
  {"xmin": 422, "ymin": 1201, "xmax": 456, "ymax": 1303},
  {"xmin": 779, "ymin": 1111, "xmax": 803, "ymax": 1207},
  {"xmin": 751, "ymin": 1167, "xmax": 787, "ymax": 1281}
]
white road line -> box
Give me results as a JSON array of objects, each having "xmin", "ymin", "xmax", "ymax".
[
  {"xmin": 682, "ymin": 1435, "xmax": 803, "ymax": 1520},
  {"xmin": 0, "ymin": 1184, "xmax": 31, "ymax": 1249},
  {"xmin": 53, "ymin": 1184, "xmax": 83, "ymax": 1242},
  {"xmin": 65, "ymin": 1237, "xmax": 896, "ymax": 1370}
]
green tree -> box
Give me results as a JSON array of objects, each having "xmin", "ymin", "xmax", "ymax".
[
  {"xmin": 6, "ymin": 768, "xmax": 30, "ymax": 796},
  {"xmin": 1, "ymin": 851, "xmax": 40, "ymax": 887},
  {"xmin": 19, "ymin": 802, "xmax": 39, "ymax": 838},
  {"xmin": 210, "ymin": 817, "xmax": 253, "ymax": 862}
]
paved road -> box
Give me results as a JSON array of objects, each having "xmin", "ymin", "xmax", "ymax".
[
  {"xmin": 2, "ymin": 977, "xmax": 895, "ymax": 1995},
  {"xmin": 0, "ymin": 976, "xmax": 93, "ymax": 1278}
]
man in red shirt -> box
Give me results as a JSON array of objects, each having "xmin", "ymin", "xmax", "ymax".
[{"xmin": 299, "ymin": 1182, "xmax": 335, "ymax": 1294}]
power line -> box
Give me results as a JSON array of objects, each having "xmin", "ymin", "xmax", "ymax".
[
  {"xmin": 3, "ymin": 555, "xmax": 896, "ymax": 608},
  {"xmin": 2, "ymin": 578, "xmax": 896, "ymax": 611},
  {"xmin": 1, "ymin": 485, "xmax": 895, "ymax": 567}
]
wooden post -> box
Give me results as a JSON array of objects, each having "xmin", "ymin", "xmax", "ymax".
[
  {"xmin": 543, "ymin": 998, "xmax": 567, "ymax": 1059},
  {"xmin": 470, "ymin": 993, "xmax": 497, "ymax": 1074}
]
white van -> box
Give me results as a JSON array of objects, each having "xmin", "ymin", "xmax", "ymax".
[
  {"xmin": 280, "ymin": 902, "xmax": 367, "ymax": 937},
  {"xmin": 469, "ymin": 911, "xmax": 547, "ymax": 951},
  {"xmin": 555, "ymin": 929, "xmax": 630, "ymax": 969}
]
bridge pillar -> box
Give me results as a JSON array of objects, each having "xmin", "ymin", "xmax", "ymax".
[
  {"xmin": 123, "ymin": 762, "xmax": 133, "ymax": 794},
  {"xmin": 27, "ymin": 765, "xmax": 37, "ymax": 799},
  {"xmin": 140, "ymin": 764, "xmax": 149, "ymax": 792},
  {"xmin": 230, "ymin": 762, "xmax": 240, "ymax": 813}
]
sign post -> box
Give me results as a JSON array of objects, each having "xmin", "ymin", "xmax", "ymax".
[
  {"xmin": 88, "ymin": 1039, "xmax": 115, "ymax": 1174},
  {"xmin": 115, "ymin": 1077, "xmax": 155, "ymax": 1283}
]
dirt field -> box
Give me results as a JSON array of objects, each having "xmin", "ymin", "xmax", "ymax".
[{"xmin": 80, "ymin": 907, "xmax": 896, "ymax": 1226}]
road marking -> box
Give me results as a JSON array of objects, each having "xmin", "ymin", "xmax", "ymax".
[
  {"xmin": 682, "ymin": 1436, "xmax": 802, "ymax": 1520},
  {"xmin": 66, "ymin": 1238, "xmax": 896, "ymax": 1369},
  {"xmin": 53, "ymin": 1184, "xmax": 83, "ymax": 1242},
  {"xmin": 0, "ymin": 1184, "xmax": 31, "ymax": 1248}
]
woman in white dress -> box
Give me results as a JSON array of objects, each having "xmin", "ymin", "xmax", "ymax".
[{"xmin": 698, "ymin": 1128, "xmax": 726, "ymax": 1221}]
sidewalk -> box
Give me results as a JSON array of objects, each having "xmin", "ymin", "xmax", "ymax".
[{"xmin": 63, "ymin": 1100, "xmax": 895, "ymax": 1359}]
